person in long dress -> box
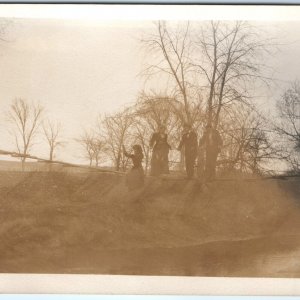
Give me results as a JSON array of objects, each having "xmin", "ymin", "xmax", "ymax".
[
  {"xmin": 149, "ymin": 125, "xmax": 171, "ymax": 176},
  {"xmin": 122, "ymin": 144, "xmax": 144, "ymax": 191}
]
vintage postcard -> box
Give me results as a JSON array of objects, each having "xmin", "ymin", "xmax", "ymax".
[{"xmin": 1, "ymin": 3, "xmax": 300, "ymax": 295}]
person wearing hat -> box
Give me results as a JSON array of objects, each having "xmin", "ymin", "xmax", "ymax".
[
  {"xmin": 177, "ymin": 123, "xmax": 198, "ymax": 179},
  {"xmin": 149, "ymin": 125, "xmax": 171, "ymax": 176}
]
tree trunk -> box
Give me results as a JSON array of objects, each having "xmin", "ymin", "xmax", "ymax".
[
  {"xmin": 21, "ymin": 157, "xmax": 26, "ymax": 172},
  {"xmin": 49, "ymin": 149, "xmax": 53, "ymax": 161},
  {"xmin": 48, "ymin": 149, "xmax": 54, "ymax": 172},
  {"xmin": 179, "ymin": 147, "xmax": 185, "ymax": 171},
  {"xmin": 116, "ymin": 152, "xmax": 121, "ymax": 171}
]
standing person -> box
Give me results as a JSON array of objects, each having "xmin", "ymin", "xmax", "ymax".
[
  {"xmin": 177, "ymin": 123, "xmax": 198, "ymax": 179},
  {"xmin": 122, "ymin": 144, "xmax": 144, "ymax": 191},
  {"xmin": 200, "ymin": 124, "xmax": 223, "ymax": 181},
  {"xmin": 149, "ymin": 125, "xmax": 171, "ymax": 176}
]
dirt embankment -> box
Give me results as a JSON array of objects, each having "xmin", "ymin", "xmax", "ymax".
[{"xmin": 0, "ymin": 171, "xmax": 300, "ymax": 276}]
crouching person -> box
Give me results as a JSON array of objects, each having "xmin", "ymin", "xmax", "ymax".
[{"xmin": 122, "ymin": 144, "xmax": 144, "ymax": 191}]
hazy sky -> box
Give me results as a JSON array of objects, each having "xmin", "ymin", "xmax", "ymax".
[
  {"xmin": 1, "ymin": 5, "xmax": 300, "ymax": 164},
  {"xmin": 0, "ymin": 18, "xmax": 149, "ymax": 162}
]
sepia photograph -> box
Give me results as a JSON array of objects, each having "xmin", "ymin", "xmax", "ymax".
[{"xmin": 0, "ymin": 4, "xmax": 300, "ymax": 280}]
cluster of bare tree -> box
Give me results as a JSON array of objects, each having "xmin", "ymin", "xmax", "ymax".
[
  {"xmin": 3, "ymin": 20, "xmax": 300, "ymax": 175},
  {"xmin": 91, "ymin": 21, "xmax": 298, "ymax": 175},
  {"xmin": 7, "ymin": 98, "xmax": 64, "ymax": 170},
  {"xmin": 137, "ymin": 21, "xmax": 300, "ymax": 175},
  {"xmin": 78, "ymin": 21, "xmax": 278, "ymax": 175}
]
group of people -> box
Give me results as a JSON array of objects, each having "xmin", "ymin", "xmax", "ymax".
[{"xmin": 122, "ymin": 123, "xmax": 223, "ymax": 190}]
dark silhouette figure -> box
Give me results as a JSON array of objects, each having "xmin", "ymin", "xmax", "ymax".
[
  {"xmin": 178, "ymin": 124, "xmax": 198, "ymax": 179},
  {"xmin": 123, "ymin": 144, "xmax": 144, "ymax": 190},
  {"xmin": 197, "ymin": 138, "xmax": 205, "ymax": 178},
  {"xmin": 199, "ymin": 125, "xmax": 223, "ymax": 181},
  {"xmin": 150, "ymin": 125, "xmax": 171, "ymax": 176}
]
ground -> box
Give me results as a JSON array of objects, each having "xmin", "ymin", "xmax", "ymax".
[{"xmin": 0, "ymin": 170, "xmax": 300, "ymax": 277}]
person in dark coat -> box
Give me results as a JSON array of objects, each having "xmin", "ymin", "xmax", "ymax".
[
  {"xmin": 177, "ymin": 123, "xmax": 198, "ymax": 179},
  {"xmin": 149, "ymin": 125, "xmax": 171, "ymax": 176},
  {"xmin": 199, "ymin": 124, "xmax": 223, "ymax": 181},
  {"xmin": 122, "ymin": 144, "xmax": 144, "ymax": 190}
]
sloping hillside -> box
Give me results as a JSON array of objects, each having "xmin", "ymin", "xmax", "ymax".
[{"xmin": 0, "ymin": 171, "xmax": 300, "ymax": 276}]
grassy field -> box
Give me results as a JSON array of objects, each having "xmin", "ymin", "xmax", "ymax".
[{"xmin": 0, "ymin": 171, "xmax": 300, "ymax": 276}]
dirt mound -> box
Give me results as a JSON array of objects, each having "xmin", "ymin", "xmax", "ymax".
[{"xmin": 0, "ymin": 171, "xmax": 300, "ymax": 275}]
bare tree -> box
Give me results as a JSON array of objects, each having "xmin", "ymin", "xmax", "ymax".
[
  {"xmin": 219, "ymin": 105, "xmax": 277, "ymax": 175},
  {"xmin": 42, "ymin": 119, "xmax": 64, "ymax": 161},
  {"xmin": 276, "ymin": 81, "xmax": 300, "ymax": 172},
  {"xmin": 142, "ymin": 21, "xmax": 272, "ymax": 177},
  {"xmin": 90, "ymin": 138, "xmax": 107, "ymax": 167},
  {"xmin": 77, "ymin": 129, "xmax": 107, "ymax": 167},
  {"xmin": 100, "ymin": 110, "xmax": 134, "ymax": 171},
  {"xmin": 194, "ymin": 21, "xmax": 270, "ymax": 130},
  {"xmin": 76, "ymin": 130, "xmax": 95, "ymax": 167},
  {"xmin": 134, "ymin": 92, "xmax": 188, "ymax": 171},
  {"xmin": 141, "ymin": 21, "xmax": 196, "ymax": 125},
  {"xmin": 7, "ymin": 98, "xmax": 43, "ymax": 171}
]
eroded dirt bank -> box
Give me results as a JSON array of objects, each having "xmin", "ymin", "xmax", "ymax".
[{"xmin": 0, "ymin": 171, "xmax": 300, "ymax": 276}]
